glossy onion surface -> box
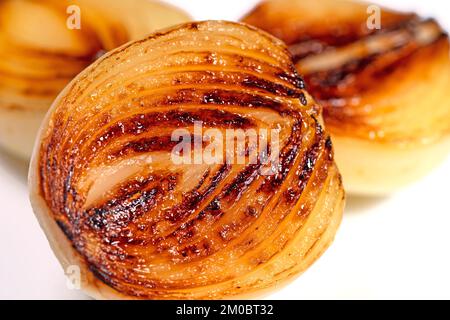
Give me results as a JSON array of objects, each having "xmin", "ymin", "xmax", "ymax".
[
  {"xmin": 242, "ymin": 0, "xmax": 450, "ymax": 194},
  {"xmin": 0, "ymin": 0, "xmax": 190, "ymax": 158},
  {"xmin": 30, "ymin": 21, "xmax": 345, "ymax": 299}
]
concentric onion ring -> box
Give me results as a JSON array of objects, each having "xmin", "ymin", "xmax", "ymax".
[
  {"xmin": 29, "ymin": 21, "xmax": 345, "ymax": 299},
  {"xmin": 242, "ymin": 0, "xmax": 450, "ymax": 194},
  {"xmin": 0, "ymin": 0, "xmax": 190, "ymax": 159}
]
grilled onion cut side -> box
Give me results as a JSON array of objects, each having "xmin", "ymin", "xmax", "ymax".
[
  {"xmin": 242, "ymin": 0, "xmax": 450, "ymax": 195},
  {"xmin": 29, "ymin": 21, "xmax": 345, "ymax": 300},
  {"xmin": 0, "ymin": 0, "xmax": 190, "ymax": 159}
]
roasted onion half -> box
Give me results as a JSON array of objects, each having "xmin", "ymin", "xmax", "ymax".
[
  {"xmin": 242, "ymin": 0, "xmax": 450, "ymax": 194},
  {"xmin": 0, "ymin": 0, "xmax": 190, "ymax": 159},
  {"xmin": 29, "ymin": 21, "xmax": 345, "ymax": 299}
]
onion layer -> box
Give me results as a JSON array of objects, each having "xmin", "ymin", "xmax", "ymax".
[
  {"xmin": 242, "ymin": 0, "xmax": 450, "ymax": 194},
  {"xmin": 0, "ymin": 0, "xmax": 190, "ymax": 159},
  {"xmin": 29, "ymin": 21, "xmax": 345, "ymax": 299}
]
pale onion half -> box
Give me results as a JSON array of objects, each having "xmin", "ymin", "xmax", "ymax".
[
  {"xmin": 29, "ymin": 21, "xmax": 345, "ymax": 299},
  {"xmin": 0, "ymin": 0, "xmax": 190, "ymax": 159},
  {"xmin": 242, "ymin": 0, "xmax": 450, "ymax": 195}
]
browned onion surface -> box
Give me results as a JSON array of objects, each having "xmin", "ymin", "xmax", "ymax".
[
  {"xmin": 242, "ymin": 0, "xmax": 450, "ymax": 194},
  {"xmin": 30, "ymin": 21, "xmax": 345, "ymax": 299}
]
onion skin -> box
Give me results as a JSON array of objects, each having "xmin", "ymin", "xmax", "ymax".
[
  {"xmin": 242, "ymin": 0, "xmax": 450, "ymax": 194},
  {"xmin": 29, "ymin": 21, "xmax": 345, "ymax": 300},
  {"xmin": 0, "ymin": 0, "xmax": 190, "ymax": 159}
]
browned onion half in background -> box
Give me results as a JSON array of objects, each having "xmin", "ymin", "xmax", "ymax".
[
  {"xmin": 29, "ymin": 21, "xmax": 345, "ymax": 299},
  {"xmin": 242, "ymin": 0, "xmax": 450, "ymax": 195},
  {"xmin": 0, "ymin": 0, "xmax": 190, "ymax": 159}
]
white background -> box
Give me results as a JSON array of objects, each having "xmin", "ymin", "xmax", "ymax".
[{"xmin": 0, "ymin": 0, "xmax": 449, "ymax": 299}]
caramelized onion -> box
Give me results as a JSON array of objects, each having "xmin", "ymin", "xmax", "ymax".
[
  {"xmin": 29, "ymin": 21, "xmax": 345, "ymax": 299},
  {"xmin": 242, "ymin": 0, "xmax": 450, "ymax": 194},
  {"xmin": 0, "ymin": 0, "xmax": 190, "ymax": 159}
]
